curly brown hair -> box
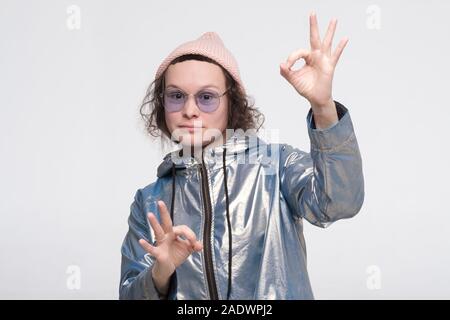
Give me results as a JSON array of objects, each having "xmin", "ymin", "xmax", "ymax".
[{"xmin": 139, "ymin": 54, "xmax": 265, "ymax": 141}]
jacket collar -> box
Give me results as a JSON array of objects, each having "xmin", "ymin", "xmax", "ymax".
[{"xmin": 157, "ymin": 130, "xmax": 252, "ymax": 178}]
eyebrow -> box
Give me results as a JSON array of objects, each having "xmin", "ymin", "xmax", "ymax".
[{"xmin": 165, "ymin": 84, "xmax": 221, "ymax": 91}]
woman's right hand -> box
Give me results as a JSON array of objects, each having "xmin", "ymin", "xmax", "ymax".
[{"xmin": 138, "ymin": 200, "xmax": 203, "ymax": 292}]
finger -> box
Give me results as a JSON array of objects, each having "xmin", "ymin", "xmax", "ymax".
[
  {"xmin": 194, "ymin": 241, "xmax": 203, "ymax": 251},
  {"xmin": 280, "ymin": 49, "xmax": 310, "ymax": 82},
  {"xmin": 309, "ymin": 12, "xmax": 321, "ymax": 50},
  {"xmin": 332, "ymin": 37, "xmax": 349, "ymax": 66},
  {"xmin": 322, "ymin": 18, "xmax": 338, "ymax": 55},
  {"xmin": 285, "ymin": 48, "xmax": 310, "ymax": 70},
  {"xmin": 173, "ymin": 225, "xmax": 197, "ymax": 244},
  {"xmin": 139, "ymin": 238, "xmax": 161, "ymax": 259},
  {"xmin": 157, "ymin": 200, "xmax": 173, "ymax": 234},
  {"xmin": 147, "ymin": 212, "xmax": 166, "ymax": 242},
  {"xmin": 173, "ymin": 225, "xmax": 202, "ymax": 250},
  {"xmin": 279, "ymin": 61, "xmax": 293, "ymax": 81},
  {"xmin": 176, "ymin": 237, "xmax": 203, "ymax": 252}
]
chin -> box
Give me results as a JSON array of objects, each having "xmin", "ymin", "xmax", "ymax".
[
  {"xmin": 177, "ymin": 132, "xmax": 208, "ymax": 147},
  {"xmin": 170, "ymin": 127, "xmax": 220, "ymax": 149}
]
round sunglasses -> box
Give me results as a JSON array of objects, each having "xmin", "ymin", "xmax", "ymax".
[{"xmin": 161, "ymin": 87, "xmax": 231, "ymax": 113}]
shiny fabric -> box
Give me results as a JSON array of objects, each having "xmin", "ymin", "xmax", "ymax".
[{"xmin": 119, "ymin": 100, "xmax": 364, "ymax": 300}]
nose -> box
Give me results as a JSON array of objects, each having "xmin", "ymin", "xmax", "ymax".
[{"xmin": 182, "ymin": 94, "xmax": 200, "ymax": 119}]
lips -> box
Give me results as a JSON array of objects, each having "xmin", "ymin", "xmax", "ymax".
[
  {"xmin": 178, "ymin": 125, "xmax": 203, "ymax": 133},
  {"xmin": 179, "ymin": 125, "xmax": 203, "ymax": 129}
]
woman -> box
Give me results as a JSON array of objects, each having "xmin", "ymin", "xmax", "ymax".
[{"xmin": 119, "ymin": 12, "xmax": 364, "ymax": 300}]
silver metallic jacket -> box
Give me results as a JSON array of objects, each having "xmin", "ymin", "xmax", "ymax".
[{"xmin": 119, "ymin": 101, "xmax": 364, "ymax": 300}]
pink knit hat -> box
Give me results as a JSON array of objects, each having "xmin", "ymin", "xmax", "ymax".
[{"xmin": 155, "ymin": 31, "xmax": 246, "ymax": 94}]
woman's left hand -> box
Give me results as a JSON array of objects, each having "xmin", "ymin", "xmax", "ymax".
[{"xmin": 280, "ymin": 12, "xmax": 348, "ymax": 112}]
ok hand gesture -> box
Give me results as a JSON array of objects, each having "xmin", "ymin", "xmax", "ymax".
[
  {"xmin": 280, "ymin": 12, "xmax": 348, "ymax": 112},
  {"xmin": 139, "ymin": 200, "xmax": 203, "ymax": 293}
]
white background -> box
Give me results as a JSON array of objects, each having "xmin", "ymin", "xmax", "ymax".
[{"xmin": 1, "ymin": 0, "xmax": 449, "ymax": 299}]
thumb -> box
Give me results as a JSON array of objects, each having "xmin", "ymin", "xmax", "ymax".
[
  {"xmin": 194, "ymin": 240, "xmax": 203, "ymax": 251},
  {"xmin": 279, "ymin": 62, "xmax": 293, "ymax": 81}
]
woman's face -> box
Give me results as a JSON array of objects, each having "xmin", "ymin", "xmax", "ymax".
[{"xmin": 164, "ymin": 60, "xmax": 229, "ymax": 148}]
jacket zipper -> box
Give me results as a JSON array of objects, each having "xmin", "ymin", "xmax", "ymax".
[{"xmin": 199, "ymin": 157, "xmax": 219, "ymax": 300}]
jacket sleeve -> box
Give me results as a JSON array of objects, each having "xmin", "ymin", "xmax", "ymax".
[
  {"xmin": 119, "ymin": 188, "xmax": 175, "ymax": 299},
  {"xmin": 279, "ymin": 100, "xmax": 365, "ymax": 228}
]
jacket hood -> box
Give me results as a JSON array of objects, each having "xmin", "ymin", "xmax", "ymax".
[{"xmin": 157, "ymin": 130, "xmax": 253, "ymax": 178}]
